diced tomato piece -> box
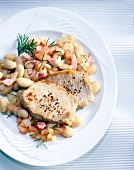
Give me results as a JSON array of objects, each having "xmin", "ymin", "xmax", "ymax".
[{"xmin": 18, "ymin": 124, "xmax": 29, "ymax": 134}]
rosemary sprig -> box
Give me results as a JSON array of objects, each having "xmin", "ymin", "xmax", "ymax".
[
  {"xmin": 35, "ymin": 53, "xmax": 46, "ymax": 74},
  {"xmin": 81, "ymin": 54, "xmax": 87, "ymax": 60},
  {"xmin": 34, "ymin": 138, "xmax": 42, "ymax": 141},
  {"xmin": 17, "ymin": 33, "xmax": 37, "ymax": 56},
  {"xmin": 36, "ymin": 137, "xmax": 48, "ymax": 149},
  {"xmin": 7, "ymin": 114, "xmax": 11, "ymax": 118},
  {"xmin": 46, "ymin": 37, "xmax": 50, "ymax": 45},
  {"xmin": 49, "ymin": 124, "xmax": 57, "ymax": 129},
  {"xmin": 49, "ymin": 124, "xmax": 59, "ymax": 131}
]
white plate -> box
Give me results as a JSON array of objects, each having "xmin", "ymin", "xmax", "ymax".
[{"xmin": 0, "ymin": 7, "xmax": 117, "ymax": 166}]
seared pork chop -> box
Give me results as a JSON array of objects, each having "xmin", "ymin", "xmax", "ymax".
[
  {"xmin": 47, "ymin": 70, "xmax": 94, "ymax": 108},
  {"xmin": 21, "ymin": 80, "xmax": 78, "ymax": 123}
]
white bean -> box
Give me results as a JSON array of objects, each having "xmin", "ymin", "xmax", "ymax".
[
  {"xmin": 2, "ymin": 69, "xmax": 8, "ymax": 77},
  {"xmin": 11, "ymin": 71, "xmax": 18, "ymax": 82},
  {"xmin": 23, "ymin": 69, "xmax": 30, "ymax": 79},
  {"xmin": 0, "ymin": 72, "xmax": 3, "ymax": 79},
  {"xmin": 13, "ymin": 82, "xmax": 20, "ymax": 91},
  {"xmin": 71, "ymin": 116, "xmax": 82, "ymax": 127},
  {"xmin": 62, "ymin": 126, "xmax": 73, "ymax": 138},
  {"xmin": 4, "ymin": 53, "xmax": 16, "ymax": 61},
  {"xmin": 0, "ymin": 98, "xmax": 8, "ymax": 112},
  {"xmin": 18, "ymin": 109, "xmax": 28, "ymax": 118},
  {"xmin": 52, "ymin": 135, "xmax": 57, "ymax": 142},
  {"xmin": 2, "ymin": 59, "xmax": 16, "ymax": 69},
  {"xmin": 17, "ymin": 77, "xmax": 33, "ymax": 88},
  {"xmin": 25, "ymin": 63, "xmax": 34, "ymax": 69},
  {"xmin": 0, "ymin": 85, "xmax": 13, "ymax": 95},
  {"xmin": 15, "ymin": 56, "xmax": 23, "ymax": 65},
  {"xmin": 87, "ymin": 66, "xmax": 96, "ymax": 74},
  {"xmin": 16, "ymin": 64, "xmax": 24, "ymax": 77},
  {"xmin": 21, "ymin": 119, "xmax": 31, "ymax": 127},
  {"xmin": 91, "ymin": 81, "xmax": 100, "ymax": 94}
]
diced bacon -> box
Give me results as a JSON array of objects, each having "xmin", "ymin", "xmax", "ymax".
[
  {"xmin": 33, "ymin": 60, "xmax": 40, "ymax": 65},
  {"xmin": 36, "ymin": 122, "xmax": 46, "ymax": 130},
  {"xmin": 46, "ymin": 55, "xmax": 58, "ymax": 66},
  {"xmin": 38, "ymin": 72, "xmax": 45, "ymax": 79},
  {"xmin": 71, "ymin": 55, "xmax": 77, "ymax": 69},
  {"xmin": 40, "ymin": 46, "xmax": 49, "ymax": 54},
  {"xmin": 2, "ymin": 79, "xmax": 13, "ymax": 86},
  {"xmin": 36, "ymin": 46, "xmax": 42, "ymax": 52},
  {"xmin": 28, "ymin": 115, "xmax": 32, "ymax": 120},
  {"xmin": 53, "ymin": 67, "xmax": 58, "ymax": 72},
  {"xmin": 22, "ymin": 52, "xmax": 32, "ymax": 60},
  {"xmin": 27, "ymin": 68, "xmax": 33, "ymax": 76},
  {"xmin": 23, "ymin": 57, "xmax": 28, "ymax": 64},
  {"xmin": 87, "ymin": 57, "xmax": 95, "ymax": 66},
  {"xmin": 29, "ymin": 126, "xmax": 38, "ymax": 132},
  {"xmin": 14, "ymin": 107, "xmax": 20, "ymax": 112}
]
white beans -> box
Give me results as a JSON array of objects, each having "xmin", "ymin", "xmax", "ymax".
[
  {"xmin": 17, "ymin": 77, "xmax": 33, "ymax": 88},
  {"xmin": 87, "ymin": 66, "xmax": 96, "ymax": 74},
  {"xmin": 0, "ymin": 72, "xmax": 3, "ymax": 79},
  {"xmin": 0, "ymin": 85, "xmax": 13, "ymax": 95},
  {"xmin": 62, "ymin": 126, "xmax": 73, "ymax": 138},
  {"xmin": 52, "ymin": 135, "xmax": 57, "ymax": 142},
  {"xmin": 71, "ymin": 116, "xmax": 82, "ymax": 127},
  {"xmin": 2, "ymin": 69, "xmax": 8, "ymax": 77},
  {"xmin": 18, "ymin": 109, "xmax": 28, "ymax": 118},
  {"xmin": 21, "ymin": 119, "xmax": 31, "ymax": 127},
  {"xmin": 2, "ymin": 59, "xmax": 16, "ymax": 69},
  {"xmin": 0, "ymin": 98, "xmax": 8, "ymax": 112},
  {"xmin": 25, "ymin": 63, "xmax": 34, "ymax": 69},
  {"xmin": 15, "ymin": 56, "xmax": 23, "ymax": 65},
  {"xmin": 16, "ymin": 64, "xmax": 24, "ymax": 77},
  {"xmin": 11, "ymin": 71, "xmax": 18, "ymax": 82},
  {"xmin": 4, "ymin": 53, "xmax": 16, "ymax": 61},
  {"xmin": 13, "ymin": 82, "xmax": 20, "ymax": 91},
  {"xmin": 23, "ymin": 69, "xmax": 30, "ymax": 79},
  {"xmin": 91, "ymin": 81, "xmax": 100, "ymax": 94}
]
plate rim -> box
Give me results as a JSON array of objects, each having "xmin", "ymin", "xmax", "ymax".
[{"xmin": 0, "ymin": 7, "xmax": 118, "ymax": 166}]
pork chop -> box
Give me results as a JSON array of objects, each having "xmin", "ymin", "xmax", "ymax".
[
  {"xmin": 47, "ymin": 70, "xmax": 94, "ymax": 108},
  {"xmin": 21, "ymin": 80, "xmax": 78, "ymax": 123}
]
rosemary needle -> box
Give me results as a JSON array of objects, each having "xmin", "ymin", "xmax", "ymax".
[
  {"xmin": 82, "ymin": 54, "xmax": 87, "ymax": 60},
  {"xmin": 30, "ymin": 132, "xmax": 39, "ymax": 136},
  {"xmin": 35, "ymin": 53, "xmax": 46, "ymax": 74},
  {"xmin": 46, "ymin": 37, "xmax": 50, "ymax": 45}
]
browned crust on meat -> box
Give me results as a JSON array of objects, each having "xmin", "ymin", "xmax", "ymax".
[{"xmin": 21, "ymin": 80, "xmax": 78, "ymax": 123}]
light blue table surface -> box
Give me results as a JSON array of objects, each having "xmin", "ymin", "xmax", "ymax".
[{"xmin": 0, "ymin": 1, "xmax": 134, "ymax": 169}]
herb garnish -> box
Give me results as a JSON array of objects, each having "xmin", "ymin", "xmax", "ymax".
[
  {"xmin": 56, "ymin": 50, "xmax": 65, "ymax": 59},
  {"xmin": 17, "ymin": 33, "xmax": 37, "ymax": 56},
  {"xmin": 30, "ymin": 131, "xmax": 39, "ymax": 136},
  {"xmin": 35, "ymin": 53, "xmax": 46, "ymax": 74},
  {"xmin": 46, "ymin": 37, "xmax": 50, "ymax": 45},
  {"xmin": 49, "ymin": 41, "xmax": 57, "ymax": 47},
  {"xmin": 82, "ymin": 54, "xmax": 87, "ymax": 60},
  {"xmin": 36, "ymin": 137, "xmax": 48, "ymax": 149}
]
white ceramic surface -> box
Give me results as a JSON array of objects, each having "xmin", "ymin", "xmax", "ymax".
[{"xmin": 0, "ymin": 7, "xmax": 117, "ymax": 166}]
